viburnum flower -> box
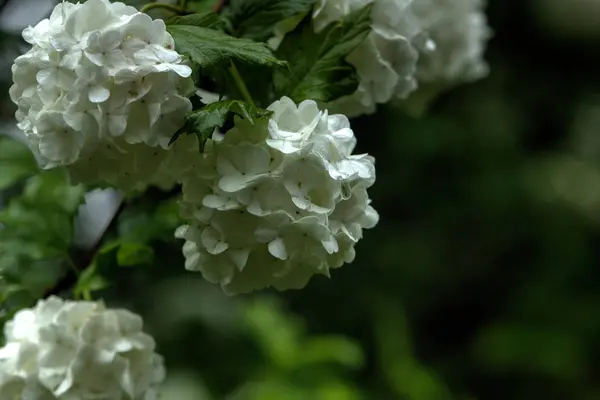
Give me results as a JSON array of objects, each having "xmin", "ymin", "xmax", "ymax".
[
  {"xmin": 10, "ymin": 0, "xmax": 194, "ymax": 189},
  {"xmin": 175, "ymin": 97, "xmax": 378, "ymax": 295},
  {"xmin": 312, "ymin": 0, "xmax": 431, "ymax": 117},
  {"xmin": 0, "ymin": 296, "xmax": 165, "ymax": 400},
  {"xmin": 276, "ymin": 0, "xmax": 490, "ymax": 116},
  {"xmin": 404, "ymin": 0, "xmax": 491, "ymax": 112}
]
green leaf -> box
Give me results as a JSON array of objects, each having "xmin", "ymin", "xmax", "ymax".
[
  {"xmin": 154, "ymin": 198, "xmax": 183, "ymax": 232},
  {"xmin": 166, "ymin": 11, "xmax": 226, "ymax": 30},
  {"xmin": 184, "ymin": 99, "xmax": 271, "ymax": 139},
  {"xmin": 74, "ymin": 262, "xmax": 109, "ymax": 299},
  {"xmin": 474, "ymin": 324, "xmax": 586, "ymax": 379},
  {"xmin": 274, "ymin": 4, "xmax": 373, "ymax": 103},
  {"xmin": 167, "ymin": 25, "xmax": 287, "ymax": 72},
  {"xmin": 0, "ymin": 202, "xmax": 73, "ymax": 250},
  {"xmin": 299, "ymin": 336, "xmax": 364, "ymax": 368},
  {"xmin": 0, "ymin": 137, "xmax": 38, "ymax": 190},
  {"xmin": 22, "ymin": 169, "xmax": 85, "ymax": 214},
  {"xmin": 17, "ymin": 259, "xmax": 67, "ymax": 295},
  {"xmin": 117, "ymin": 210, "xmax": 171, "ymax": 244},
  {"xmin": 244, "ymin": 298, "xmax": 302, "ymax": 368},
  {"xmin": 116, "ymin": 242, "xmax": 154, "ymax": 267},
  {"xmin": 98, "ymin": 240, "xmax": 122, "ymax": 255},
  {"xmin": 187, "ymin": 0, "xmax": 219, "ymax": 13},
  {"xmin": 225, "ymin": 0, "xmax": 317, "ymax": 41},
  {"xmin": 0, "ymin": 283, "xmax": 24, "ymax": 305}
]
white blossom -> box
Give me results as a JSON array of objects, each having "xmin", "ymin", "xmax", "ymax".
[
  {"xmin": 0, "ymin": 296, "xmax": 165, "ymax": 400},
  {"xmin": 10, "ymin": 0, "xmax": 194, "ymax": 189},
  {"xmin": 404, "ymin": 0, "xmax": 491, "ymax": 111},
  {"xmin": 272, "ymin": 0, "xmax": 490, "ymax": 116},
  {"xmin": 176, "ymin": 97, "xmax": 378, "ymax": 294},
  {"xmin": 313, "ymin": 0, "xmax": 429, "ymax": 117}
]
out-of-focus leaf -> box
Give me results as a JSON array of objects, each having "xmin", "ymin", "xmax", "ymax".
[
  {"xmin": 299, "ymin": 336, "xmax": 364, "ymax": 368},
  {"xmin": 117, "ymin": 242, "xmax": 154, "ymax": 267},
  {"xmin": 74, "ymin": 262, "xmax": 109, "ymax": 299},
  {"xmin": 22, "ymin": 169, "xmax": 85, "ymax": 213},
  {"xmin": 0, "ymin": 202, "xmax": 73, "ymax": 250},
  {"xmin": 154, "ymin": 198, "xmax": 183, "ymax": 232},
  {"xmin": 0, "ymin": 136, "xmax": 38, "ymax": 190},
  {"xmin": 373, "ymin": 300, "xmax": 452, "ymax": 399},
  {"xmin": 473, "ymin": 324, "xmax": 586, "ymax": 380},
  {"xmin": 244, "ymin": 298, "xmax": 300, "ymax": 368},
  {"xmin": 187, "ymin": 0, "xmax": 219, "ymax": 13}
]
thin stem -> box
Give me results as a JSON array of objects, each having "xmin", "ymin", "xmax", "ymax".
[
  {"xmin": 229, "ymin": 62, "xmax": 255, "ymax": 107},
  {"xmin": 178, "ymin": 0, "xmax": 188, "ymax": 9},
  {"xmin": 140, "ymin": 2, "xmax": 184, "ymax": 15}
]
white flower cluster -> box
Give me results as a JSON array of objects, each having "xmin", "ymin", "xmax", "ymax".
[
  {"xmin": 411, "ymin": 0, "xmax": 491, "ymax": 88},
  {"xmin": 10, "ymin": 0, "xmax": 194, "ymax": 189},
  {"xmin": 312, "ymin": 0, "xmax": 491, "ymax": 117},
  {"xmin": 314, "ymin": 0, "xmax": 429, "ymax": 117},
  {"xmin": 0, "ymin": 296, "xmax": 165, "ymax": 400},
  {"xmin": 175, "ymin": 97, "xmax": 378, "ymax": 294}
]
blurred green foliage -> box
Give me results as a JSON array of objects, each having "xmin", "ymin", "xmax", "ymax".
[
  {"xmin": 0, "ymin": 137, "xmax": 85, "ymax": 331},
  {"xmin": 1, "ymin": 0, "xmax": 600, "ymax": 399}
]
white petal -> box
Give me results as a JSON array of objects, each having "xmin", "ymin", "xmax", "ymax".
[
  {"xmin": 108, "ymin": 115, "xmax": 128, "ymax": 136},
  {"xmin": 219, "ymin": 175, "xmax": 250, "ymax": 193},
  {"xmin": 230, "ymin": 249, "xmax": 250, "ymax": 271},
  {"xmin": 36, "ymin": 69, "xmax": 54, "ymax": 86},
  {"xmin": 201, "ymin": 227, "xmax": 228, "ymax": 255},
  {"xmin": 168, "ymin": 63, "xmax": 192, "ymax": 78},
  {"xmin": 268, "ymin": 238, "xmax": 288, "ymax": 260},
  {"xmin": 88, "ymin": 85, "xmax": 110, "ymax": 103},
  {"xmin": 174, "ymin": 225, "xmax": 190, "ymax": 239}
]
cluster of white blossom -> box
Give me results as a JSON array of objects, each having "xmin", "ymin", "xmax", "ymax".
[
  {"xmin": 175, "ymin": 97, "xmax": 378, "ymax": 294},
  {"xmin": 10, "ymin": 0, "xmax": 194, "ymax": 189},
  {"xmin": 408, "ymin": 0, "xmax": 491, "ymax": 105},
  {"xmin": 0, "ymin": 296, "xmax": 164, "ymax": 399},
  {"xmin": 313, "ymin": 0, "xmax": 429, "ymax": 116},
  {"xmin": 312, "ymin": 0, "xmax": 491, "ymax": 117}
]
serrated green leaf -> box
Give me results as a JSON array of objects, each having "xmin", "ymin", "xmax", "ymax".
[
  {"xmin": 274, "ymin": 4, "xmax": 373, "ymax": 103},
  {"xmin": 167, "ymin": 25, "xmax": 288, "ymax": 71},
  {"xmin": 0, "ymin": 137, "xmax": 38, "ymax": 190},
  {"xmin": 225, "ymin": 0, "xmax": 317, "ymax": 41},
  {"xmin": 166, "ymin": 11, "xmax": 226, "ymax": 30},
  {"xmin": 185, "ymin": 100, "xmax": 271, "ymax": 139},
  {"xmin": 116, "ymin": 242, "xmax": 154, "ymax": 267}
]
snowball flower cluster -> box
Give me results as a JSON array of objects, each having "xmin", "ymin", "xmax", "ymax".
[
  {"xmin": 310, "ymin": 0, "xmax": 491, "ymax": 116},
  {"xmin": 10, "ymin": 0, "xmax": 194, "ymax": 189},
  {"xmin": 175, "ymin": 97, "xmax": 378, "ymax": 294},
  {"xmin": 0, "ymin": 296, "xmax": 165, "ymax": 400},
  {"xmin": 408, "ymin": 0, "xmax": 491, "ymax": 105},
  {"xmin": 313, "ymin": 0, "xmax": 429, "ymax": 117}
]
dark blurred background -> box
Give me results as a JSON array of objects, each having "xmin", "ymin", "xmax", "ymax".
[{"xmin": 3, "ymin": 0, "xmax": 600, "ymax": 399}]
